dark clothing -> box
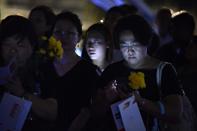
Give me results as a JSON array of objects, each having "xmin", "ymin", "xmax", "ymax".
[
  {"xmin": 99, "ymin": 61, "xmax": 182, "ymax": 131},
  {"xmin": 155, "ymin": 42, "xmax": 187, "ymax": 70},
  {"xmin": 179, "ymin": 69, "xmax": 197, "ymax": 114},
  {"xmin": 56, "ymin": 60, "xmax": 100, "ymax": 131},
  {"xmin": 22, "ymin": 59, "xmax": 58, "ymax": 131}
]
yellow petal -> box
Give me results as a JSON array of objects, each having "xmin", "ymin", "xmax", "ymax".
[
  {"xmin": 49, "ymin": 51, "xmax": 55, "ymax": 57},
  {"xmin": 41, "ymin": 36, "xmax": 48, "ymax": 41},
  {"xmin": 39, "ymin": 48, "xmax": 46, "ymax": 54}
]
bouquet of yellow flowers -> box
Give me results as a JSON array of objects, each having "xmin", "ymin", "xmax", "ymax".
[
  {"xmin": 38, "ymin": 36, "xmax": 64, "ymax": 60},
  {"xmin": 128, "ymin": 72, "xmax": 146, "ymax": 90}
]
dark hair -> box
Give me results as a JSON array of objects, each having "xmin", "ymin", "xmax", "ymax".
[
  {"xmin": 156, "ymin": 7, "xmax": 172, "ymax": 22},
  {"xmin": 119, "ymin": 4, "xmax": 138, "ymax": 15},
  {"xmin": 113, "ymin": 14, "xmax": 153, "ymax": 48},
  {"xmin": 29, "ymin": 5, "xmax": 55, "ymax": 27},
  {"xmin": 105, "ymin": 6, "xmax": 124, "ymax": 18},
  {"xmin": 0, "ymin": 15, "xmax": 38, "ymax": 47},
  {"xmin": 172, "ymin": 11, "xmax": 195, "ymax": 35},
  {"xmin": 54, "ymin": 11, "xmax": 82, "ymax": 37},
  {"xmin": 0, "ymin": 15, "xmax": 38, "ymax": 65},
  {"xmin": 82, "ymin": 23, "xmax": 112, "ymax": 62},
  {"xmin": 29, "ymin": 5, "xmax": 55, "ymax": 37}
]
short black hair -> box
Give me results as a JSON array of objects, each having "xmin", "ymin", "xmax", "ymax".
[
  {"xmin": 54, "ymin": 11, "xmax": 82, "ymax": 37},
  {"xmin": 119, "ymin": 4, "xmax": 138, "ymax": 15},
  {"xmin": 113, "ymin": 14, "xmax": 153, "ymax": 48},
  {"xmin": 82, "ymin": 23, "xmax": 112, "ymax": 62},
  {"xmin": 0, "ymin": 15, "xmax": 38, "ymax": 47},
  {"xmin": 0, "ymin": 15, "xmax": 38, "ymax": 65},
  {"xmin": 172, "ymin": 11, "xmax": 195, "ymax": 35},
  {"xmin": 29, "ymin": 5, "xmax": 56, "ymax": 37},
  {"xmin": 29, "ymin": 5, "xmax": 55, "ymax": 26},
  {"xmin": 156, "ymin": 7, "xmax": 172, "ymax": 21}
]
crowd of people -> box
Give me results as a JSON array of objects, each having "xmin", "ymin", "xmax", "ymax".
[{"xmin": 0, "ymin": 3, "xmax": 197, "ymax": 131}]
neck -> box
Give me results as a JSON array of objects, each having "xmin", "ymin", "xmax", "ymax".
[
  {"xmin": 55, "ymin": 51, "xmax": 80, "ymax": 65},
  {"xmin": 93, "ymin": 59, "xmax": 108, "ymax": 71}
]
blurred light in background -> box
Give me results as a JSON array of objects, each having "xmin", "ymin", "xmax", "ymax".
[{"xmin": 90, "ymin": 0, "xmax": 125, "ymax": 11}]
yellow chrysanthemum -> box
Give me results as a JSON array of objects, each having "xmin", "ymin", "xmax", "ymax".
[
  {"xmin": 39, "ymin": 48, "xmax": 46, "ymax": 55},
  {"xmin": 128, "ymin": 72, "xmax": 146, "ymax": 90},
  {"xmin": 41, "ymin": 36, "xmax": 48, "ymax": 41},
  {"xmin": 49, "ymin": 51, "xmax": 55, "ymax": 57},
  {"xmin": 37, "ymin": 36, "xmax": 64, "ymax": 60},
  {"xmin": 48, "ymin": 36, "xmax": 64, "ymax": 59},
  {"xmin": 48, "ymin": 36, "xmax": 57, "ymax": 49}
]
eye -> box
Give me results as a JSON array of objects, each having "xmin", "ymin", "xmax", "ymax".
[{"xmin": 94, "ymin": 41, "xmax": 101, "ymax": 45}]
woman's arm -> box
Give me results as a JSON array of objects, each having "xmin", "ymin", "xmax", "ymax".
[
  {"xmin": 135, "ymin": 92, "xmax": 182, "ymax": 123},
  {"xmin": 5, "ymin": 76, "xmax": 57, "ymax": 121},
  {"xmin": 24, "ymin": 93, "xmax": 57, "ymax": 121}
]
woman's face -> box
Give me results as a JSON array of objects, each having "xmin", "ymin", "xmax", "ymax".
[
  {"xmin": 85, "ymin": 31, "xmax": 108, "ymax": 61},
  {"xmin": 0, "ymin": 35, "xmax": 33, "ymax": 67},
  {"xmin": 119, "ymin": 30, "xmax": 147, "ymax": 66},
  {"xmin": 29, "ymin": 11, "xmax": 49, "ymax": 36},
  {"xmin": 53, "ymin": 19, "xmax": 79, "ymax": 51}
]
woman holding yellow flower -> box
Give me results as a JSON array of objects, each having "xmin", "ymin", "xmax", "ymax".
[
  {"xmin": 45, "ymin": 12, "xmax": 102, "ymax": 131},
  {"xmin": 98, "ymin": 15, "xmax": 183, "ymax": 131}
]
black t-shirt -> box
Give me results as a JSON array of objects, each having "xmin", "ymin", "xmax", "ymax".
[
  {"xmin": 56, "ymin": 60, "xmax": 100, "ymax": 131},
  {"xmin": 99, "ymin": 61, "xmax": 182, "ymax": 130}
]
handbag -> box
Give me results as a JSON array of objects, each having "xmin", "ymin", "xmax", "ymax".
[{"xmin": 156, "ymin": 62, "xmax": 197, "ymax": 131}]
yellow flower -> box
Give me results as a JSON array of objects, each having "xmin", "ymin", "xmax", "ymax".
[
  {"xmin": 41, "ymin": 36, "xmax": 48, "ymax": 41},
  {"xmin": 49, "ymin": 51, "xmax": 55, "ymax": 57},
  {"xmin": 128, "ymin": 72, "xmax": 146, "ymax": 90},
  {"xmin": 48, "ymin": 36, "xmax": 64, "ymax": 60},
  {"xmin": 37, "ymin": 36, "xmax": 64, "ymax": 60},
  {"xmin": 39, "ymin": 48, "xmax": 46, "ymax": 55},
  {"xmin": 48, "ymin": 36, "xmax": 57, "ymax": 50}
]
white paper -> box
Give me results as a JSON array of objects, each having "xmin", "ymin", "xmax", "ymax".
[
  {"xmin": 118, "ymin": 96, "xmax": 146, "ymax": 131},
  {"xmin": 111, "ymin": 100, "xmax": 124, "ymax": 131},
  {"xmin": 0, "ymin": 93, "xmax": 32, "ymax": 131}
]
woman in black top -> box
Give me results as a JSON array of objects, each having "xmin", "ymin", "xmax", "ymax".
[{"xmin": 98, "ymin": 15, "xmax": 182, "ymax": 131}]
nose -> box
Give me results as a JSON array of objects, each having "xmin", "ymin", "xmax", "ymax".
[{"xmin": 127, "ymin": 46, "xmax": 135, "ymax": 53}]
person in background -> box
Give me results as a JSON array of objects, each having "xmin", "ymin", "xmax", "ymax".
[
  {"xmin": 155, "ymin": 7, "xmax": 173, "ymax": 46},
  {"xmin": 82, "ymin": 23, "xmax": 112, "ymax": 74},
  {"xmin": 178, "ymin": 35, "xmax": 197, "ymax": 114},
  {"xmin": 28, "ymin": 5, "xmax": 55, "ymax": 47},
  {"xmin": 156, "ymin": 11, "xmax": 196, "ymax": 70}
]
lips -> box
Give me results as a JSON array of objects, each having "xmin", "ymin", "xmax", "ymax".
[
  {"xmin": 88, "ymin": 49, "xmax": 96, "ymax": 55},
  {"xmin": 128, "ymin": 56, "xmax": 136, "ymax": 59}
]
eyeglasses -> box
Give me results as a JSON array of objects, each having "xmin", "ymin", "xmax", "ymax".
[
  {"xmin": 120, "ymin": 42, "xmax": 143, "ymax": 50},
  {"xmin": 53, "ymin": 30, "xmax": 78, "ymax": 37}
]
